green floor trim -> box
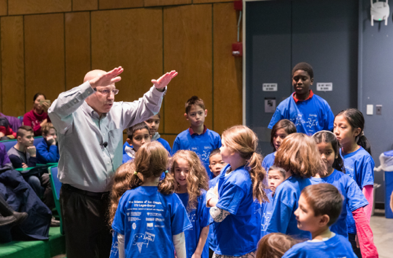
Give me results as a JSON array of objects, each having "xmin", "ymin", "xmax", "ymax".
[{"xmin": 0, "ymin": 227, "xmax": 65, "ymax": 258}]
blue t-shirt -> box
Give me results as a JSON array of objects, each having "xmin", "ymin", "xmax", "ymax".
[
  {"xmin": 111, "ymin": 186, "xmax": 192, "ymax": 258},
  {"xmin": 310, "ymin": 170, "xmax": 368, "ymax": 238},
  {"xmin": 122, "ymin": 153, "xmax": 133, "ymax": 164},
  {"xmin": 262, "ymin": 152, "xmax": 275, "ymax": 172},
  {"xmin": 266, "ymin": 175, "xmax": 312, "ymax": 239},
  {"xmin": 123, "ymin": 137, "xmax": 171, "ymax": 155},
  {"xmin": 212, "ymin": 164, "xmax": 261, "ymax": 256},
  {"xmin": 268, "ymin": 94, "xmax": 334, "ymax": 136},
  {"xmin": 157, "ymin": 138, "xmax": 171, "ymax": 153},
  {"xmin": 208, "ymin": 176, "xmax": 219, "ymax": 251},
  {"xmin": 177, "ymin": 190, "xmax": 211, "ymax": 258},
  {"xmin": 341, "ymin": 146, "xmax": 374, "ymax": 234},
  {"xmin": 282, "ymin": 234, "xmax": 357, "ymax": 258},
  {"xmin": 172, "ymin": 129, "xmax": 221, "ymax": 179},
  {"xmin": 260, "ymin": 192, "xmax": 274, "ymax": 239}
]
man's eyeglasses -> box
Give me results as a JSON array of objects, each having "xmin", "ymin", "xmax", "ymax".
[{"xmin": 95, "ymin": 88, "xmax": 119, "ymax": 95}]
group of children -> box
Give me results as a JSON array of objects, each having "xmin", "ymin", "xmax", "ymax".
[{"xmin": 104, "ymin": 62, "xmax": 378, "ymax": 258}]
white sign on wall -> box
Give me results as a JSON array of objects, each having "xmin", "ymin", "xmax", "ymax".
[
  {"xmin": 262, "ymin": 83, "xmax": 278, "ymax": 91},
  {"xmin": 317, "ymin": 82, "xmax": 333, "ymax": 91}
]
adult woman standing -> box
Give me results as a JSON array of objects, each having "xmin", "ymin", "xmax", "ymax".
[{"xmin": 23, "ymin": 93, "xmax": 51, "ymax": 136}]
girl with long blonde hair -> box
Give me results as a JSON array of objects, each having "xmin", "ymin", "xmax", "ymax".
[
  {"xmin": 108, "ymin": 141, "xmax": 191, "ymax": 258},
  {"xmin": 171, "ymin": 150, "xmax": 210, "ymax": 258},
  {"xmin": 207, "ymin": 125, "xmax": 267, "ymax": 258}
]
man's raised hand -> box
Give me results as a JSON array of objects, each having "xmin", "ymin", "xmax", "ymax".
[
  {"xmin": 151, "ymin": 70, "xmax": 178, "ymax": 91},
  {"xmin": 89, "ymin": 67, "xmax": 124, "ymax": 89}
]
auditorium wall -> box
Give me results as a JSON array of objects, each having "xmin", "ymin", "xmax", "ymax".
[{"xmin": 0, "ymin": 0, "xmax": 242, "ymax": 145}]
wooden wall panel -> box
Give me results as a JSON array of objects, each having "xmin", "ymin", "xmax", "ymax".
[
  {"xmin": 72, "ymin": 0, "xmax": 97, "ymax": 11},
  {"xmin": 145, "ymin": 0, "xmax": 191, "ymax": 7},
  {"xmin": 0, "ymin": 0, "xmax": 7, "ymax": 16},
  {"xmin": 24, "ymin": 14, "xmax": 65, "ymax": 111},
  {"xmin": 1, "ymin": 16, "xmax": 25, "ymax": 116},
  {"xmin": 213, "ymin": 3, "xmax": 242, "ymax": 134},
  {"xmin": 91, "ymin": 8, "xmax": 162, "ymax": 112},
  {"xmin": 98, "ymin": 0, "xmax": 143, "ymax": 10},
  {"xmin": 193, "ymin": 0, "xmax": 232, "ymax": 4},
  {"xmin": 164, "ymin": 4, "xmax": 212, "ymax": 134},
  {"xmin": 9, "ymin": 0, "xmax": 71, "ymax": 15},
  {"xmin": 65, "ymin": 12, "xmax": 91, "ymax": 90},
  {"xmin": 161, "ymin": 134, "xmax": 177, "ymax": 148}
]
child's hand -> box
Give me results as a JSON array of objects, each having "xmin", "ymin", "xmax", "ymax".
[
  {"xmin": 26, "ymin": 146, "xmax": 36, "ymax": 157},
  {"xmin": 191, "ymin": 253, "xmax": 201, "ymax": 258},
  {"xmin": 46, "ymin": 136, "xmax": 56, "ymax": 145},
  {"xmin": 22, "ymin": 163, "xmax": 28, "ymax": 168}
]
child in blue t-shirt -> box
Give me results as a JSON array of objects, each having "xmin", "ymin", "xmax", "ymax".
[
  {"xmin": 123, "ymin": 114, "xmax": 171, "ymax": 154},
  {"xmin": 171, "ymin": 150, "xmax": 211, "ymax": 258},
  {"xmin": 262, "ymin": 119, "xmax": 296, "ymax": 172},
  {"xmin": 206, "ymin": 125, "xmax": 268, "ymax": 257},
  {"xmin": 260, "ymin": 165, "xmax": 286, "ymax": 238},
  {"xmin": 266, "ymin": 133, "xmax": 323, "ymax": 239},
  {"xmin": 206, "ymin": 149, "xmax": 227, "ymax": 257},
  {"xmin": 172, "ymin": 96, "xmax": 221, "ymax": 179},
  {"xmin": 282, "ymin": 184, "xmax": 357, "ymax": 258},
  {"xmin": 122, "ymin": 123, "xmax": 151, "ymax": 164},
  {"xmin": 334, "ymin": 108, "xmax": 375, "ymax": 256},
  {"xmin": 268, "ymin": 62, "xmax": 334, "ymax": 136},
  {"xmin": 311, "ymin": 130, "xmax": 378, "ymax": 258},
  {"xmin": 109, "ymin": 141, "xmax": 192, "ymax": 258}
]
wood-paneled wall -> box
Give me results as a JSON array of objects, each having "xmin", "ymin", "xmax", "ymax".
[{"xmin": 0, "ymin": 0, "xmax": 242, "ymax": 146}]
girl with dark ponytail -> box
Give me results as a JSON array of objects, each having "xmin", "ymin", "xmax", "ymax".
[
  {"xmin": 206, "ymin": 125, "xmax": 268, "ymax": 257},
  {"xmin": 312, "ymin": 131, "xmax": 378, "ymax": 258},
  {"xmin": 108, "ymin": 141, "xmax": 191, "ymax": 258},
  {"xmin": 334, "ymin": 108, "xmax": 375, "ymax": 257}
]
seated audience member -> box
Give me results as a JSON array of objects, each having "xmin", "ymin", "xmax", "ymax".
[
  {"xmin": 37, "ymin": 123, "xmax": 59, "ymax": 164},
  {"xmin": 0, "ymin": 143, "xmax": 13, "ymax": 170},
  {"xmin": 268, "ymin": 62, "xmax": 334, "ymax": 136},
  {"xmin": 23, "ymin": 92, "xmax": 51, "ymax": 136},
  {"xmin": 172, "ymin": 96, "xmax": 221, "ymax": 179},
  {"xmin": 7, "ymin": 126, "xmax": 54, "ymax": 210},
  {"xmin": 0, "ymin": 166, "xmax": 51, "ymax": 242},
  {"xmin": 0, "ymin": 116, "xmax": 17, "ymax": 141},
  {"xmin": 123, "ymin": 122, "xmax": 151, "ymax": 163},
  {"xmin": 7, "ymin": 126, "xmax": 37, "ymax": 169},
  {"xmin": 282, "ymin": 184, "xmax": 358, "ymax": 258}
]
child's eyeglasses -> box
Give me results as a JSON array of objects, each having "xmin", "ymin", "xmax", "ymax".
[{"xmin": 95, "ymin": 89, "xmax": 119, "ymax": 95}]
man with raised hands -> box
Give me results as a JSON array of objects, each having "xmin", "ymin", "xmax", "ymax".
[{"xmin": 48, "ymin": 67, "xmax": 177, "ymax": 258}]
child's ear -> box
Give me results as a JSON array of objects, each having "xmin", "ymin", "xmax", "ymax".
[
  {"xmin": 126, "ymin": 138, "xmax": 132, "ymax": 145},
  {"xmin": 204, "ymin": 109, "xmax": 208, "ymax": 117},
  {"xmin": 319, "ymin": 214, "xmax": 330, "ymax": 227},
  {"xmin": 310, "ymin": 77, "xmax": 314, "ymax": 85},
  {"xmin": 354, "ymin": 127, "xmax": 362, "ymax": 137},
  {"xmin": 209, "ymin": 164, "xmax": 213, "ymax": 170},
  {"xmin": 184, "ymin": 113, "xmax": 189, "ymax": 121}
]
